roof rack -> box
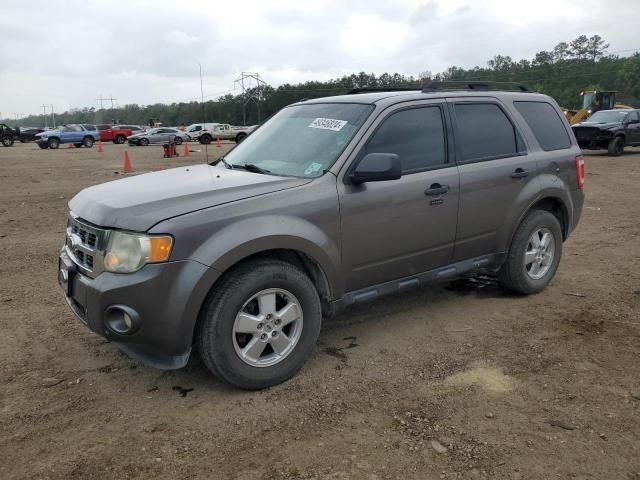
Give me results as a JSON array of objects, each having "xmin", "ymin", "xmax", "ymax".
[
  {"xmin": 422, "ymin": 81, "xmax": 531, "ymax": 93},
  {"xmin": 347, "ymin": 86, "xmax": 421, "ymax": 94}
]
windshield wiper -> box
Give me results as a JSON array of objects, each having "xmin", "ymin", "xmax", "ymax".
[
  {"xmin": 232, "ymin": 163, "xmax": 271, "ymax": 174},
  {"xmin": 211, "ymin": 156, "xmax": 231, "ymax": 169}
]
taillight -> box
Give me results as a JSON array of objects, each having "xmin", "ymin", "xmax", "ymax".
[{"xmin": 575, "ymin": 155, "xmax": 585, "ymax": 190}]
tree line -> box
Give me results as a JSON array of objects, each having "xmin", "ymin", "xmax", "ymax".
[{"xmin": 6, "ymin": 35, "xmax": 640, "ymax": 128}]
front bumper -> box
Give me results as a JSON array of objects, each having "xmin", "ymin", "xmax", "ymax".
[{"xmin": 59, "ymin": 248, "xmax": 220, "ymax": 369}]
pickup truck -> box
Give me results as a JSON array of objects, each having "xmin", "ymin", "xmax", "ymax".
[
  {"xmin": 97, "ymin": 125, "xmax": 133, "ymax": 144},
  {"xmin": 194, "ymin": 123, "xmax": 256, "ymax": 144},
  {"xmin": 36, "ymin": 124, "xmax": 100, "ymax": 149}
]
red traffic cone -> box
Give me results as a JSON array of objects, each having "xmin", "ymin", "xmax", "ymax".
[
  {"xmin": 215, "ymin": 137, "xmax": 221, "ymax": 148},
  {"xmin": 183, "ymin": 141, "xmax": 189, "ymax": 157},
  {"xmin": 97, "ymin": 140, "xmax": 103, "ymax": 153},
  {"xmin": 123, "ymin": 150, "xmax": 133, "ymax": 173}
]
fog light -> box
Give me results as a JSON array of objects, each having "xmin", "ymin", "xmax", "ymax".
[{"xmin": 104, "ymin": 305, "xmax": 140, "ymax": 335}]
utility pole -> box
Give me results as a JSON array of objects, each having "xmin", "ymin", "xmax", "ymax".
[
  {"xmin": 107, "ymin": 95, "xmax": 117, "ymax": 109},
  {"xmin": 96, "ymin": 95, "xmax": 107, "ymax": 109},
  {"xmin": 51, "ymin": 104, "xmax": 56, "ymax": 128},
  {"xmin": 234, "ymin": 72, "xmax": 266, "ymax": 125},
  {"xmin": 41, "ymin": 104, "xmax": 48, "ymax": 128}
]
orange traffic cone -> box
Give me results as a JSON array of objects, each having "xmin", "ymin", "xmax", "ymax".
[
  {"xmin": 123, "ymin": 150, "xmax": 133, "ymax": 173},
  {"xmin": 97, "ymin": 140, "xmax": 103, "ymax": 153},
  {"xmin": 183, "ymin": 141, "xmax": 189, "ymax": 157},
  {"xmin": 215, "ymin": 137, "xmax": 221, "ymax": 148}
]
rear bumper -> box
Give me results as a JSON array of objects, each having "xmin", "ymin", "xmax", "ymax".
[
  {"xmin": 59, "ymin": 249, "xmax": 220, "ymax": 369},
  {"xmin": 568, "ymin": 189, "xmax": 585, "ymax": 237}
]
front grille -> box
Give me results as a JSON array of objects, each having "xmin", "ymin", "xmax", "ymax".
[{"xmin": 65, "ymin": 213, "xmax": 107, "ymax": 277}]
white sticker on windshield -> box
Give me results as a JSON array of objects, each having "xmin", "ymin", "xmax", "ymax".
[
  {"xmin": 308, "ymin": 117, "xmax": 347, "ymax": 131},
  {"xmin": 304, "ymin": 162, "xmax": 323, "ymax": 175}
]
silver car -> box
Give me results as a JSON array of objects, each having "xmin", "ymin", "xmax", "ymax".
[{"xmin": 127, "ymin": 127, "xmax": 189, "ymax": 146}]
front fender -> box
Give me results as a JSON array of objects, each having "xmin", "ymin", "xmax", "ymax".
[{"xmin": 189, "ymin": 215, "xmax": 343, "ymax": 299}]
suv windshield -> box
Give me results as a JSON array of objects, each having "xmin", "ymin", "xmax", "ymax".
[
  {"xmin": 223, "ymin": 103, "xmax": 373, "ymax": 177},
  {"xmin": 586, "ymin": 111, "xmax": 629, "ymax": 123}
]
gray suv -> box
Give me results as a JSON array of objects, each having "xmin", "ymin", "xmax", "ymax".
[{"xmin": 59, "ymin": 82, "xmax": 585, "ymax": 389}]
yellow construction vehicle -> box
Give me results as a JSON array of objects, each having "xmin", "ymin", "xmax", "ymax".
[{"xmin": 563, "ymin": 90, "xmax": 633, "ymax": 125}]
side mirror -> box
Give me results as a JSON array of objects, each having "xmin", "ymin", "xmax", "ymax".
[{"xmin": 349, "ymin": 153, "xmax": 401, "ymax": 184}]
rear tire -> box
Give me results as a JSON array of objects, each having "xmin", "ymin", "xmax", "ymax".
[
  {"xmin": 1, "ymin": 136, "xmax": 14, "ymax": 147},
  {"xmin": 607, "ymin": 136, "xmax": 624, "ymax": 156},
  {"xmin": 82, "ymin": 136, "xmax": 94, "ymax": 148},
  {"xmin": 48, "ymin": 138, "xmax": 60, "ymax": 149},
  {"xmin": 174, "ymin": 136, "xmax": 183, "ymax": 145},
  {"xmin": 235, "ymin": 133, "xmax": 247, "ymax": 143},
  {"xmin": 139, "ymin": 138, "xmax": 149, "ymax": 146},
  {"xmin": 114, "ymin": 135, "xmax": 126, "ymax": 144},
  {"xmin": 197, "ymin": 259, "xmax": 322, "ymax": 390},
  {"xmin": 499, "ymin": 210, "xmax": 563, "ymax": 295}
]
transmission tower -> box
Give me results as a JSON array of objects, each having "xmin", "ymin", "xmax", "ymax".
[{"xmin": 234, "ymin": 72, "xmax": 267, "ymax": 125}]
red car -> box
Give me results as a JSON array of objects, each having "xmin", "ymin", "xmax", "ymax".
[{"xmin": 97, "ymin": 124, "xmax": 133, "ymax": 144}]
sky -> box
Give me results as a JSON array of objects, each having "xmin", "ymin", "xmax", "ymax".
[{"xmin": 1, "ymin": 0, "xmax": 639, "ymax": 118}]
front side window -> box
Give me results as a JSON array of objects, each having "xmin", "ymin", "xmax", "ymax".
[
  {"xmin": 514, "ymin": 101, "xmax": 571, "ymax": 151},
  {"xmin": 362, "ymin": 106, "xmax": 447, "ymax": 173},
  {"xmin": 454, "ymin": 103, "xmax": 523, "ymax": 162},
  {"xmin": 224, "ymin": 103, "xmax": 373, "ymax": 178}
]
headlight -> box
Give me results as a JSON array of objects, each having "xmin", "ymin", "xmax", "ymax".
[{"xmin": 104, "ymin": 231, "xmax": 173, "ymax": 273}]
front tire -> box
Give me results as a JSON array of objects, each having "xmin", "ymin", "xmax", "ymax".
[
  {"xmin": 139, "ymin": 138, "xmax": 149, "ymax": 146},
  {"xmin": 114, "ymin": 135, "xmax": 126, "ymax": 144},
  {"xmin": 499, "ymin": 210, "xmax": 563, "ymax": 295},
  {"xmin": 82, "ymin": 136, "xmax": 94, "ymax": 148},
  {"xmin": 1, "ymin": 136, "xmax": 14, "ymax": 147},
  {"xmin": 48, "ymin": 138, "xmax": 60, "ymax": 149},
  {"xmin": 197, "ymin": 259, "xmax": 322, "ymax": 390},
  {"xmin": 607, "ymin": 136, "xmax": 624, "ymax": 156},
  {"xmin": 174, "ymin": 136, "xmax": 183, "ymax": 145}
]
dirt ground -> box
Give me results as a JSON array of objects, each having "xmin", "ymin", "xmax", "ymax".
[{"xmin": 0, "ymin": 140, "xmax": 639, "ymax": 480}]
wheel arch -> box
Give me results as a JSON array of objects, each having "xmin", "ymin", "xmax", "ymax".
[{"xmin": 504, "ymin": 193, "xmax": 571, "ymax": 254}]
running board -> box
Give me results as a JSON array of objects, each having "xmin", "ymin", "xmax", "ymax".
[{"xmin": 339, "ymin": 253, "xmax": 505, "ymax": 307}]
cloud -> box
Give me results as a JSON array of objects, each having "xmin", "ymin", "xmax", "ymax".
[{"xmin": 0, "ymin": 0, "xmax": 638, "ymax": 118}]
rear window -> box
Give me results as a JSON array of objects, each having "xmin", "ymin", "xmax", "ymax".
[
  {"xmin": 514, "ymin": 101, "xmax": 571, "ymax": 151},
  {"xmin": 453, "ymin": 103, "xmax": 523, "ymax": 162}
]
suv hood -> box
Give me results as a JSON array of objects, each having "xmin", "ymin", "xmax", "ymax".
[{"xmin": 69, "ymin": 164, "xmax": 311, "ymax": 231}]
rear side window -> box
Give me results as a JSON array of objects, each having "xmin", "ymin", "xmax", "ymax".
[
  {"xmin": 454, "ymin": 103, "xmax": 522, "ymax": 162},
  {"xmin": 364, "ymin": 106, "xmax": 446, "ymax": 173},
  {"xmin": 514, "ymin": 101, "xmax": 571, "ymax": 151}
]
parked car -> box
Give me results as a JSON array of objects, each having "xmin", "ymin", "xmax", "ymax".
[
  {"xmin": 59, "ymin": 82, "xmax": 584, "ymax": 389},
  {"xmin": 196, "ymin": 123, "xmax": 256, "ymax": 144},
  {"xmin": 572, "ymin": 109, "xmax": 640, "ymax": 156},
  {"xmin": 0, "ymin": 123, "xmax": 16, "ymax": 147},
  {"xmin": 127, "ymin": 127, "xmax": 189, "ymax": 146},
  {"xmin": 117, "ymin": 124, "xmax": 146, "ymax": 134},
  {"xmin": 97, "ymin": 124, "xmax": 133, "ymax": 144},
  {"xmin": 16, "ymin": 126, "xmax": 46, "ymax": 143},
  {"xmin": 184, "ymin": 123, "xmax": 219, "ymax": 142},
  {"xmin": 36, "ymin": 124, "xmax": 99, "ymax": 149}
]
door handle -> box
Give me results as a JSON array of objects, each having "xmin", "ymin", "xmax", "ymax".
[
  {"xmin": 511, "ymin": 168, "xmax": 529, "ymax": 179},
  {"xmin": 424, "ymin": 183, "xmax": 450, "ymax": 196}
]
